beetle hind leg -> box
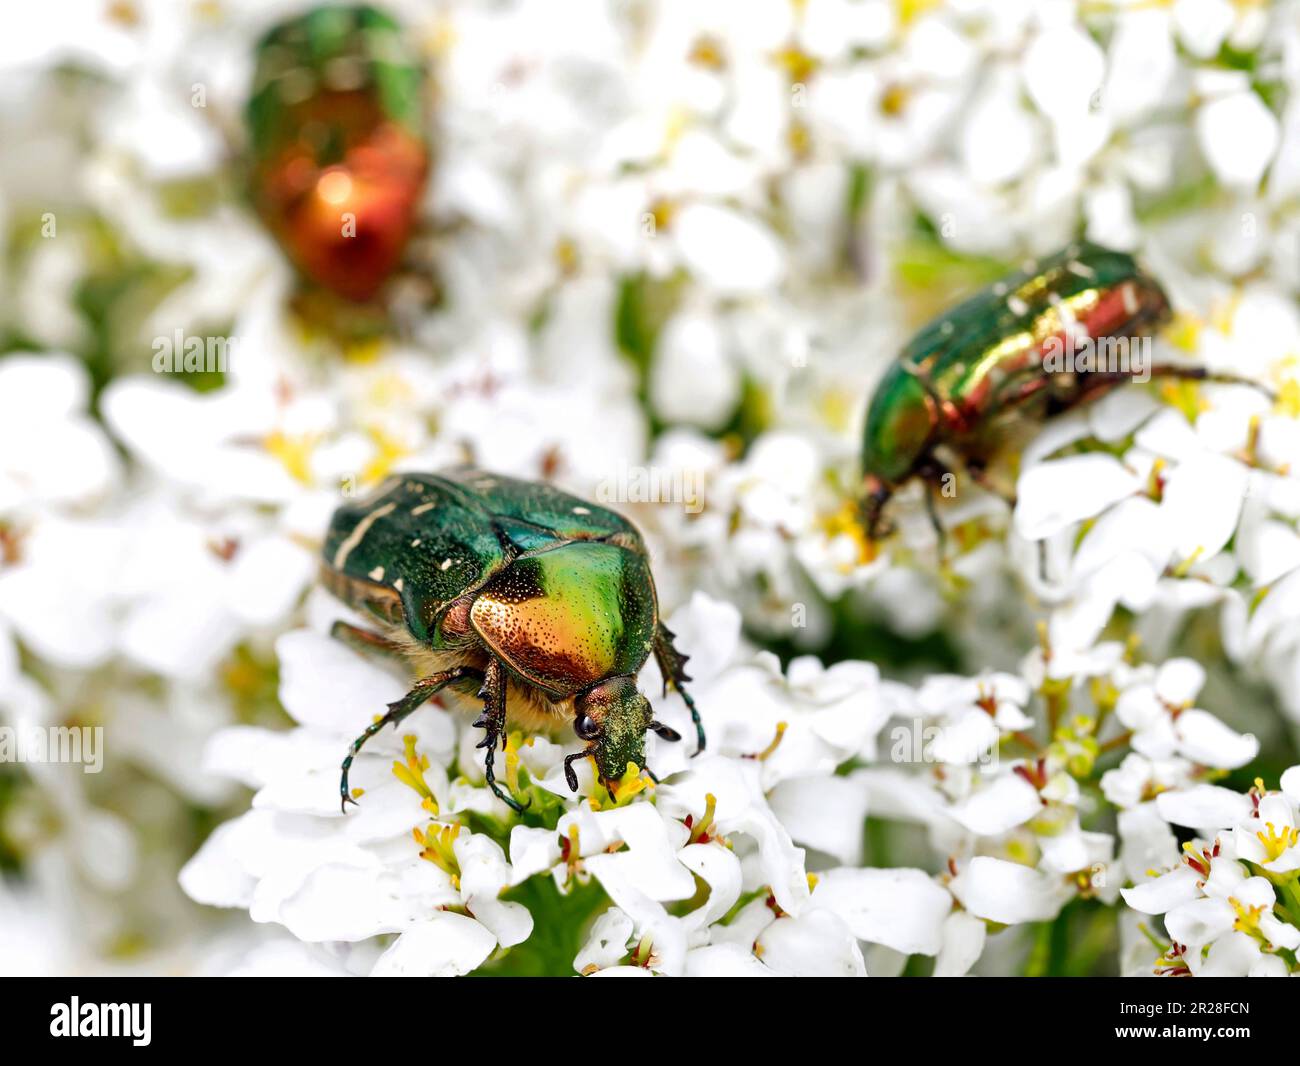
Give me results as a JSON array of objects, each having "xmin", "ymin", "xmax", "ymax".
[
  {"xmin": 339, "ymin": 665, "xmax": 483, "ymax": 813},
  {"xmin": 653, "ymin": 624, "xmax": 706, "ymax": 755},
  {"xmin": 474, "ymin": 660, "xmax": 529, "ymax": 814}
]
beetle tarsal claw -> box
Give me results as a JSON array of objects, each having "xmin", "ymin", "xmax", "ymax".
[{"xmin": 563, "ymin": 749, "xmax": 594, "ymax": 793}]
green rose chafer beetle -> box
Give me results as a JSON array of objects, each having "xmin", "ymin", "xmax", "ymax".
[
  {"xmin": 247, "ymin": 5, "xmax": 430, "ymax": 304},
  {"xmin": 321, "ymin": 469, "xmax": 705, "ymax": 813},
  {"xmin": 859, "ymin": 241, "xmax": 1265, "ymax": 541}
]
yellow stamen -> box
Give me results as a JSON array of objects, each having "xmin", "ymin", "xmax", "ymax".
[
  {"xmin": 1275, "ymin": 378, "xmax": 1300, "ymax": 419},
  {"xmin": 588, "ymin": 761, "xmax": 653, "ymax": 810},
  {"xmin": 392, "ymin": 734, "xmax": 437, "ymax": 813},
  {"xmin": 819, "ymin": 499, "xmax": 878, "ymax": 566},
  {"xmin": 263, "ymin": 431, "xmax": 318, "ymax": 485},
  {"xmin": 417, "ymin": 823, "xmax": 462, "ymax": 889},
  {"xmin": 1164, "ymin": 311, "xmax": 1202, "ymax": 353},
  {"xmin": 687, "ymin": 793, "xmax": 719, "ymax": 845},
  {"xmin": 341, "ymin": 336, "xmax": 385, "ymax": 364},
  {"xmin": 504, "ymin": 732, "xmax": 522, "ymax": 796},
  {"xmin": 771, "ymin": 45, "xmax": 818, "ymax": 84},
  {"xmin": 1230, "ymin": 896, "xmax": 1265, "ymax": 940},
  {"xmin": 687, "ymin": 35, "xmax": 727, "ymax": 71},
  {"xmin": 1159, "ymin": 378, "xmax": 1208, "ymax": 423},
  {"xmin": 1256, "ymin": 822, "xmax": 1300, "ymax": 863},
  {"xmin": 747, "ymin": 722, "xmax": 788, "ymax": 762}
]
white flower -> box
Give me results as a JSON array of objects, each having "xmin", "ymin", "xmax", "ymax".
[
  {"xmin": 1115, "ymin": 659, "xmax": 1258, "ymax": 769},
  {"xmin": 1196, "ymin": 82, "xmax": 1280, "ymax": 191}
]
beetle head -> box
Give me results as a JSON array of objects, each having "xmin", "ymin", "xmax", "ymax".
[
  {"xmin": 861, "ymin": 473, "xmax": 896, "ymax": 540},
  {"xmin": 566, "ymin": 676, "xmax": 678, "ymax": 792}
]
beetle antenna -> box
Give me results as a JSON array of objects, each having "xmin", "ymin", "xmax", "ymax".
[{"xmin": 649, "ymin": 721, "xmax": 681, "ymax": 742}]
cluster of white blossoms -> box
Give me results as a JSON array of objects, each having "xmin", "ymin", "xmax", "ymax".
[
  {"xmin": 1119, "ymin": 767, "xmax": 1300, "ymax": 977},
  {"xmin": 2, "ymin": 0, "xmax": 1300, "ymax": 977}
]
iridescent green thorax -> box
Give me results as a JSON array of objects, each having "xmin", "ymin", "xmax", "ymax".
[
  {"xmin": 860, "ymin": 241, "xmax": 1171, "ymax": 493},
  {"xmin": 470, "ymin": 542, "xmax": 657, "ymax": 697},
  {"xmin": 248, "ymin": 6, "xmax": 425, "ymax": 159}
]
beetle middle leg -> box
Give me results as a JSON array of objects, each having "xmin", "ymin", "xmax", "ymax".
[
  {"xmin": 653, "ymin": 623, "xmax": 706, "ymax": 755},
  {"xmin": 330, "ymin": 620, "xmax": 405, "ymax": 658},
  {"xmin": 340, "ymin": 665, "xmax": 484, "ymax": 812},
  {"xmin": 473, "ymin": 659, "xmax": 529, "ymax": 813}
]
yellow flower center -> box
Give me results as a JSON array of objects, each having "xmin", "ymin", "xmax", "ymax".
[
  {"xmin": 392, "ymin": 734, "xmax": 438, "ymax": 815},
  {"xmin": 588, "ymin": 761, "xmax": 653, "ymax": 810},
  {"xmin": 416, "ymin": 823, "xmax": 462, "ymax": 889},
  {"xmin": 1256, "ymin": 821, "xmax": 1300, "ymax": 863},
  {"xmin": 1230, "ymin": 896, "xmax": 1265, "ymax": 940},
  {"xmin": 263, "ymin": 431, "xmax": 318, "ymax": 485},
  {"xmin": 819, "ymin": 499, "xmax": 878, "ymax": 567}
]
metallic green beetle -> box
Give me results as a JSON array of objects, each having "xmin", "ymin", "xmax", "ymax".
[
  {"xmin": 321, "ymin": 469, "xmax": 704, "ymax": 813},
  {"xmin": 247, "ymin": 5, "xmax": 430, "ymax": 303},
  {"xmin": 860, "ymin": 241, "xmax": 1257, "ymax": 540}
]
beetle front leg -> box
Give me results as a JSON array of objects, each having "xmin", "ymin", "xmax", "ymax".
[
  {"xmin": 653, "ymin": 624, "xmax": 705, "ymax": 755},
  {"xmin": 340, "ymin": 665, "xmax": 483, "ymax": 813},
  {"xmin": 474, "ymin": 659, "xmax": 528, "ymax": 814},
  {"xmin": 915, "ymin": 458, "xmax": 953, "ymax": 562}
]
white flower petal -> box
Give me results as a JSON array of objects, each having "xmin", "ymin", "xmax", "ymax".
[
  {"xmin": 1173, "ymin": 709, "xmax": 1258, "ymax": 770},
  {"xmin": 768, "ymin": 774, "xmax": 869, "ymax": 864},
  {"xmin": 951, "ymin": 857, "xmax": 1071, "ymax": 924},
  {"xmin": 683, "ymin": 944, "xmax": 776, "ymax": 977},
  {"xmin": 756, "ymin": 909, "xmax": 866, "ymax": 977},
  {"xmin": 371, "ymin": 914, "xmax": 497, "ymax": 977},
  {"xmin": 1120, "ymin": 867, "xmax": 1202, "ymax": 915},
  {"xmin": 1197, "ymin": 90, "xmax": 1279, "ymax": 189},
  {"xmin": 933, "ymin": 910, "xmax": 987, "ymax": 977},
  {"xmin": 1015, "ymin": 454, "xmax": 1141, "ymax": 540},
  {"xmin": 947, "ymin": 773, "xmax": 1043, "ymax": 836},
  {"xmin": 811, "ymin": 867, "xmax": 951, "ymax": 955},
  {"xmin": 1156, "ymin": 785, "xmax": 1254, "ymax": 829},
  {"xmin": 574, "ymin": 908, "xmax": 635, "ymax": 974}
]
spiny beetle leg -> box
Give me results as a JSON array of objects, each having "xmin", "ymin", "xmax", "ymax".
[
  {"xmin": 330, "ymin": 620, "xmax": 406, "ymax": 659},
  {"xmin": 476, "ymin": 660, "xmax": 528, "ymax": 813},
  {"xmin": 653, "ymin": 624, "xmax": 705, "ymax": 755},
  {"xmin": 1147, "ymin": 365, "xmax": 1277, "ymax": 402},
  {"xmin": 339, "ymin": 665, "xmax": 483, "ymax": 813},
  {"xmin": 915, "ymin": 458, "xmax": 953, "ymax": 564},
  {"xmin": 964, "ymin": 456, "xmax": 1016, "ymax": 511}
]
